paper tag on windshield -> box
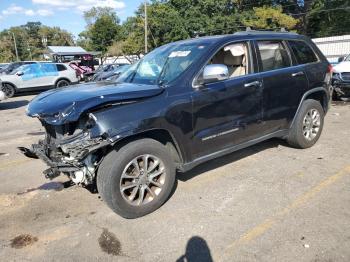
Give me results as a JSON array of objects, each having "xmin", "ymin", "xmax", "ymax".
[{"xmin": 169, "ymin": 51, "xmax": 191, "ymax": 58}]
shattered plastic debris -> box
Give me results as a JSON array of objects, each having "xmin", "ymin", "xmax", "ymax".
[{"xmin": 304, "ymin": 244, "xmax": 310, "ymax": 248}]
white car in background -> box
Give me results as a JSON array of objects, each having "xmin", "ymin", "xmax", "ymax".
[
  {"xmin": 0, "ymin": 63, "xmax": 79, "ymax": 97},
  {"xmin": 332, "ymin": 54, "xmax": 350, "ymax": 99}
]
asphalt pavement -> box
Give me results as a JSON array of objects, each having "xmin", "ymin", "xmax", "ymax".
[{"xmin": 0, "ymin": 95, "xmax": 349, "ymax": 262}]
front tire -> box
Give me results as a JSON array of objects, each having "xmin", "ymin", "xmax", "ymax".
[
  {"xmin": 2, "ymin": 83, "xmax": 15, "ymax": 98},
  {"xmin": 287, "ymin": 99, "xmax": 324, "ymax": 149},
  {"xmin": 97, "ymin": 139, "xmax": 176, "ymax": 218}
]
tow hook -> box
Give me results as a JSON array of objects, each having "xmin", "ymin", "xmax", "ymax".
[{"xmin": 18, "ymin": 147, "xmax": 39, "ymax": 159}]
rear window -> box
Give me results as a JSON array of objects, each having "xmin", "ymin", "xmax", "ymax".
[
  {"xmin": 56, "ymin": 64, "xmax": 67, "ymax": 71},
  {"xmin": 288, "ymin": 40, "xmax": 318, "ymax": 64},
  {"xmin": 257, "ymin": 41, "xmax": 291, "ymax": 72}
]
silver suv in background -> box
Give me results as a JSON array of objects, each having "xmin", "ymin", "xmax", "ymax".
[
  {"xmin": 332, "ymin": 54, "xmax": 350, "ymax": 99},
  {"xmin": 0, "ymin": 63, "xmax": 79, "ymax": 97}
]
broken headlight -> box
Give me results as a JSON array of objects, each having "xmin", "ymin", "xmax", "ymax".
[{"xmin": 85, "ymin": 113, "xmax": 97, "ymax": 129}]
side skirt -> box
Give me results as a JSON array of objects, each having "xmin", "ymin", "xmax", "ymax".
[
  {"xmin": 16, "ymin": 85, "xmax": 54, "ymax": 92},
  {"xmin": 178, "ymin": 129, "xmax": 289, "ymax": 172}
]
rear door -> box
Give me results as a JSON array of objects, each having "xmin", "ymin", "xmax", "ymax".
[
  {"xmin": 254, "ymin": 40, "xmax": 309, "ymax": 134},
  {"xmin": 287, "ymin": 40, "xmax": 328, "ymax": 90}
]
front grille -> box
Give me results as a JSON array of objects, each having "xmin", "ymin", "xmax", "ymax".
[{"xmin": 340, "ymin": 72, "xmax": 350, "ymax": 82}]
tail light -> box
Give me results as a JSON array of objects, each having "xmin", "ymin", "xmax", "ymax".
[{"xmin": 327, "ymin": 64, "xmax": 333, "ymax": 73}]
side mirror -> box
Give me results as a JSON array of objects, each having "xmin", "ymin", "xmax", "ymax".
[
  {"xmin": 202, "ymin": 64, "xmax": 229, "ymax": 84},
  {"xmin": 16, "ymin": 71, "xmax": 24, "ymax": 76},
  {"xmin": 338, "ymin": 56, "xmax": 345, "ymax": 63}
]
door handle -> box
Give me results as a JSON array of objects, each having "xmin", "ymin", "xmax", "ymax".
[
  {"xmin": 244, "ymin": 81, "xmax": 261, "ymax": 88},
  {"xmin": 291, "ymin": 71, "xmax": 304, "ymax": 77}
]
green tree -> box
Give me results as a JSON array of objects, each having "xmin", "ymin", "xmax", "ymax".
[
  {"xmin": 81, "ymin": 7, "xmax": 121, "ymax": 53},
  {"xmin": 0, "ymin": 22, "xmax": 74, "ymax": 62},
  {"xmin": 242, "ymin": 5, "xmax": 299, "ymax": 30},
  {"xmin": 305, "ymin": 0, "xmax": 350, "ymax": 37}
]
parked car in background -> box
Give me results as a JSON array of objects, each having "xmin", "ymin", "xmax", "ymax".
[
  {"xmin": 92, "ymin": 64, "xmax": 131, "ymax": 81},
  {"xmin": 69, "ymin": 61, "xmax": 94, "ymax": 82},
  {"xmin": 0, "ymin": 61, "xmax": 38, "ymax": 75},
  {"xmin": 0, "ymin": 63, "xmax": 79, "ymax": 97},
  {"xmin": 0, "ymin": 63, "xmax": 9, "ymax": 71},
  {"xmin": 332, "ymin": 54, "xmax": 350, "ymax": 99},
  {"xmin": 23, "ymin": 31, "xmax": 331, "ymax": 218}
]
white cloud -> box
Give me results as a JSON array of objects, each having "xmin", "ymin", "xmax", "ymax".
[
  {"xmin": 25, "ymin": 10, "xmax": 35, "ymax": 16},
  {"xmin": 32, "ymin": 0, "xmax": 126, "ymax": 13},
  {"xmin": 2, "ymin": 5, "xmax": 25, "ymax": 15},
  {"xmin": 37, "ymin": 9, "xmax": 54, "ymax": 16},
  {"xmin": 2, "ymin": 4, "xmax": 53, "ymax": 17}
]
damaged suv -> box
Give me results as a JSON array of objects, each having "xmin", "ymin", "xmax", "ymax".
[{"xmin": 23, "ymin": 31, "xmax": 331, "ymax": 218}]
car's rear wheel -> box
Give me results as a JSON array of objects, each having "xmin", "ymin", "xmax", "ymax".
[
  {"xmin": 2, "ymin": 83, "xmax": 15, "ymax": 98},
  {"xmin": 97, "ymin": 138, "xmax": 176, "ymax": 218},
  {"xmin": 287, "ymin": 99, "xmax": 324, "ymax": 149},
  {"xmin": 56, "ymin": 79, "xmax": 70, "ymax": 88}
]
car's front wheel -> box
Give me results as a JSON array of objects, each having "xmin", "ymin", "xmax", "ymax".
[
  {"xmin": 97, "ymin": 138, "xmax": 176, "ymax": 218},
  {"xmin": 2, "ymin": 83, "xmax": 15, "ymax": 98},
  {"xmin": 287, "ymin": 99, "xmax": 324, "ymax": 149}
]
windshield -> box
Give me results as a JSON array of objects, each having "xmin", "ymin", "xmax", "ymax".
[
  {"xmin": 345, "ymin": 54, "xmax": 350, "ymax": 62},
  {"xmin": 10, "ymin": 65, "xmax": 27, "ymax": 75},
  {"xmin": 2, "ymin": 63, "xmax": 21, "ymax": 74},
  {"xmin": 117, "ymin": 43, "xmax": 208, "ymax": 86}
]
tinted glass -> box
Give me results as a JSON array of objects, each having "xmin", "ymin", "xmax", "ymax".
[
  {"xmin": 289, "ymin": 40, "xmax": 318, "ymax": 64},
  {"xmin": 257, "ymin": 41, "xmax": 291, "ymax": 72},
  {"xmin": 56, "ymin": 64, "xmax": 67, "ymax": 71}
]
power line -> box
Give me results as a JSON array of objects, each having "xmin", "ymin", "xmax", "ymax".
[
  {"xmin": 290, "ymin": 5, "xmax": 350, "ymax": 15},
  {"xmin": 236, "ymin": 0, "xmax": 343, "ymax": 9}
]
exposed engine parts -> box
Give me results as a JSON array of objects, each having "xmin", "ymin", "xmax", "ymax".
[{"xmin": 19, "ymin": 120, "xmax": 110, "ymax": 186}]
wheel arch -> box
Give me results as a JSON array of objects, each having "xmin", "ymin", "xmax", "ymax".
[
  {"xmin": 290, "ymin": 87, "xmax": 329, "ymax": 129},
  {"xmin": 1, "ymin": 81, "xmax": 17, "ymax": 90},
  {"xmin": 111, "ymin": 128, "xmax": 184, "ymax": 168},
  {"xmin": 54, "ymin": 77, "xmax": 71, "ymax": 87}
]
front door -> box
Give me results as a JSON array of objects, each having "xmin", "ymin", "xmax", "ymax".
[{"xmin": 191, "ymin": 41, "xmax": 263, "ymax": 159}]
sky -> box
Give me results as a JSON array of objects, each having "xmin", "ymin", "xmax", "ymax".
[{"xmin": 0, "ymin": 0, "xmax": 144, "ymax": 37}]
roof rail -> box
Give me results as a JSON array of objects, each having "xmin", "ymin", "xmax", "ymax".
[{"xmin": 244, "ymin": 27, "xmax": 291, "ymax": 33}]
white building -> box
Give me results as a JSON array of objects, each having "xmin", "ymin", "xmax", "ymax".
[{"xmin": 312, "ymin": 35, "xmax": 350, "ymax": 63}]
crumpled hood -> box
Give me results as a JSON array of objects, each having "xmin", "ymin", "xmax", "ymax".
[
  {"xmin": 333, "ymin": 61, "xmax": 350, "ymax": 73},
  {"xmin": 26, "ymin": 81, "xmax": 163, "ymax": 125}
]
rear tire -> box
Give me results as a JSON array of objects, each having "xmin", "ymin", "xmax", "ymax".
[
  {"xmin": 2, "ymin": 83, "xmax": 15, "ymax": 98},
  {"xmin": 55, "ymin": 79, "xmax": 70, "ymax": 88},
  {"xmin": 97, "ymin": 138, "xmax": 176, "ymax": 218},
  {"xmin": 287, "ymin": 99, "xmax": 324, "ymax": 149}
]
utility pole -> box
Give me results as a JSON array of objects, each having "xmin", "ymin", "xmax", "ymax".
[
  {"xmin": 12, "ymin": 32, "xmax": 19, "ymax": 61},
  {"xmin": 27, "ymin": 47, "xmax": 33, "ymax": 61},
  {"xmin": 144, "ymin": 0, "xmax": 148, "ymax": 54}
]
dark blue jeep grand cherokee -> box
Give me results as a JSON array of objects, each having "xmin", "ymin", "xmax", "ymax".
[{"xmin": 23, "ymin": 31, "xmax": 332, "ymax": 218}]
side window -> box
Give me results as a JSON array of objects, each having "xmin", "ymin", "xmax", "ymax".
[
  {"xmin": 257, "ymin": 41, "xmax": 291, "ymax": 72},
  {"xmin": 206, "ymin": 41, "xmax": 250, "ymax": 80},
  {"xmin": 288, "ymin": 40, "xmax": 318, "ymax": 64},
  {"xmin": 56, "ymin": 64, "xmax": 67, "ymax": 71}
]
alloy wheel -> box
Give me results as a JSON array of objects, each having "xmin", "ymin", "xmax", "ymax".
[
  {"xmin": 2, "ymin": 84, "xmax": 15, "ymax": 97},
  {"xmin": 120, "ymin": 154, "xmax": 166, "ymax": 206},
  {"xmin": 302, "ymin": 108, "xmax": 321, "ymax": 141}
]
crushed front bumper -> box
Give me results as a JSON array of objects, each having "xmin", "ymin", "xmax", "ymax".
[
  {"xmin": 19, "ymin": 131, "xmax": 110, "ymax": 180},
  {"xmin": 333, "ymin": 83, "xmax": 350, "ymax": 97}
]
